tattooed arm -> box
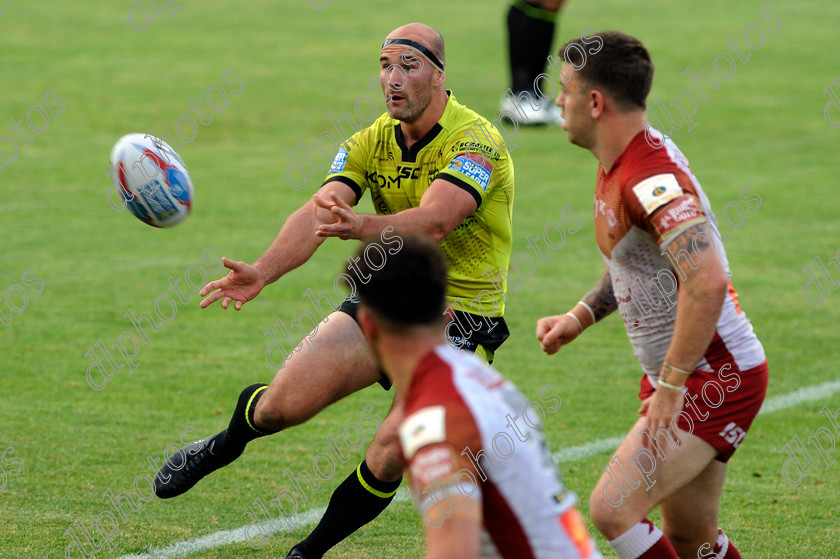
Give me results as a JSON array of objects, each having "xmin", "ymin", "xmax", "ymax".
[
  {"xmin": 641, "ymin": 222, "xmax": 728, "ymax": 440},
  {"xmin": 536, "ymin": 268, "xmax": 617, "ymax": 355},
  {"xmin": 580, "ymin": 269, "xmax": 618, "ymax": 322}
]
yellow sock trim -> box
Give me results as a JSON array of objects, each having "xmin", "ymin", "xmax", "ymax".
[
  {"xmin": 511, "ymin": 0, "xmax": 558, "ymax": 23},
  {"xmin": 474, "ymin": 345, "xmax": 494, "ymax": 364},
  {"xmin": 356, "ymin": 464, "xmax": 399, "ymax": 499},
  {"xmin": 245, "ymin": 386, "xmax": 273, "ymax": 435}
]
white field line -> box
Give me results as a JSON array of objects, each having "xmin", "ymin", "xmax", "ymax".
[{"xmin": 118, "ymin": 378, "xmax": 840, "ymax": 558}]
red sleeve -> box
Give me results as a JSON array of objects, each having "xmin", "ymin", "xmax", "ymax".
[
  {"xmin": 622, "ymin": 169, "xmax": 707, "ymax": 245},
  {"xmin": 401, "ymin": 402, "xmax": 484, "ymax": 520}
]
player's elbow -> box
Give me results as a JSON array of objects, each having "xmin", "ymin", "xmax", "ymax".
[
  {"xmin": 704, "ymin": 264, "xmax": 729, "ymax": 301},
  {"xmin": 427, "ymin": 227, "xmax": 448, "ymax": 244},
  {"xmin": 307, "ymin": 198, "xmax": 330, "ymax": 223},
  {"xmin": 687, "ymin": 267, "xmax": 728, "ymax": 306},
  {"xmin": 424, "ymin": 218, "xmax": 454, "ymax": 243}
]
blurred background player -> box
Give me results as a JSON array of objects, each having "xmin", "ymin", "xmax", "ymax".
[
  {"xmin": 152, "ymin": 22, "xmax": 515, "ymax": 559},
  {"xmin": 500, "ymin": 0, "xmax": 568, "ymax": 125},
  {"xmin": 354, "ymin": 235, "xmax": 601, "ymax": 559},
  {"xmin": 536, "ymin": 31, "xmax": 767, "ymax": 559}
]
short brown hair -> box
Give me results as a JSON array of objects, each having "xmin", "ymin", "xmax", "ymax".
[{"xmin": 561, "ymin": 31, "xmax": 653, "ymax": 110}]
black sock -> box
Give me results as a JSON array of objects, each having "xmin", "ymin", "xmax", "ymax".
[
  {"xmin": 507, "ymin": 0, "xmax": 559, "ymax": 94},
  {"xmin": 297, "ymin": 461, "xmax": 401, "ymax": 558},
  {"xmin": 216, "ymin": 383, "xmax": 276, "ymax": 459}
]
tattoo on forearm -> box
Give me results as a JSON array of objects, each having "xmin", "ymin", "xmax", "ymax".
[
  {"xmin": 672, "ymin": 223, "xmax": 712, "ymax": 257},
  {"xmin": 582, "ymin": 272, "xmax": 617, "ymax": 322},
  {"xmin": 663, "ymin": 222, "xmax": 717, "ymax": 282}
]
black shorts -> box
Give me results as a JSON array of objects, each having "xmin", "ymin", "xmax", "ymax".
[{"xmin": 337, "ymin": 298, "xmax": 510, "ymax": 389}]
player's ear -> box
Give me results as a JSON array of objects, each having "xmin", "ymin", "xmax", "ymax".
[
  {"xmin": 358, "ymin": 307, "xmax": 377, "ymax": 341},
  {"xmin": 433, "ymin": 69, "xmax": 445, "ymax": 88},
  {"xmin": 589, "ymin": 88, "xmax": 606, "ymax": 118}
]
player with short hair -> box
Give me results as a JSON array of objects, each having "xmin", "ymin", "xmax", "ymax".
[
  {"xmin": 153, "ymin": 23, "xmax": 515, "ymax": 559},
  {"xmin": 354, "ymin": 234, "xmax": 601, "ymax": 559},
  {"xmin": 536, "ymin": 31, "xmax": 767, "ymax": 559}
]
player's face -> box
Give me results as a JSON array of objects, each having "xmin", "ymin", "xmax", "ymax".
[
  {"xmin": 379, "ymin": 46, "xmax": 435, "ymax": 123},
  {"xmin": 556, "ymin": 65, "xmax": 594, "ymax": 148}
]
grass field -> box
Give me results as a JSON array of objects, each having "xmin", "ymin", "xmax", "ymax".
[{"xmin": 2, "ymin": 0, "xmax": 839, "ymax": 557}]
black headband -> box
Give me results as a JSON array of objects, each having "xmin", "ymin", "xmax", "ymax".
[{"xmin": 381, "ymin": 38, "xmax": 445, "ymax": 71}]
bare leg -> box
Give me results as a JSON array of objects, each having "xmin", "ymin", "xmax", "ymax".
[
  {"xmin": 364, "ymin": 392, "xmax": 405, "ymax": 482},
  {"xmin": 588, "ymin": 416, "xmax": 718, "ymax": 545},
  {"xmin": 154, "ymin": 311, "xmax": 382, "ymax": 500},
  {"xmin": 660, "ymin": 460, "xmax": 727, "ymax": 558},
  {"xmin": 287, "ymin": 380, "xmax": 407, "ymax": 559},
  {"xmin": 255, "ymin": 311, "xmax": 380, "ymax": 431}
]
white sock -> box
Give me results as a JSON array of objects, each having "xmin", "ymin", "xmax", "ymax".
[
  {"xmin": 715, "ymin": 529, "xmax": 730, "ymax": 558},
  {"xmin": 609, "ymin": 520, "xmax": 663, "ymax": 559}
]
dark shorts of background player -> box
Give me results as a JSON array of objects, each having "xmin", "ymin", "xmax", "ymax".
[
  {"xmin": 337, "ymin": 298, "xmax": 510, "ymax": 390},
  {"xmin": 639, "ymin": 359, "xmax": 769, "ymax": 463}
]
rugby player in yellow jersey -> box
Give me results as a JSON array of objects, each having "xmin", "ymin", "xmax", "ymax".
[{"xmin": 152, "ymin": 23, "xmax": 514, "ymax": 559}]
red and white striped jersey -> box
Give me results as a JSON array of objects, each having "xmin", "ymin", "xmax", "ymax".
[
  {"xmin": 400, "ymin": 344, "xmax": 601, "ymax": 559},
  {"xmin": 593, "ymin": 128, "xmax": 765, "ymax": 381}
]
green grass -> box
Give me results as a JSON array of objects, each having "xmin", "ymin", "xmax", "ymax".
[{"xmin": 1, "ymin": 0, "xmax": 839, "ymax": 557}]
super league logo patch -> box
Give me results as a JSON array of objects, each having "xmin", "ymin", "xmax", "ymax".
[
  {"xmin": 448, "ymin": 152, "xmax": 493, "ymax": 191},
  {"xmin": 328, "ymin": 147, "xmax": 348, "ymax": 174}
]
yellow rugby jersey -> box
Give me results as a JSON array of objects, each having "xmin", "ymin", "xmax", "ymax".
[{"xmin": 323, "ymin": 91, "xmax": 514, "ymax": 317}]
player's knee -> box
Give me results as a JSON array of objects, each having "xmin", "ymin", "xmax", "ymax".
[
  {"xmin": 253, "ymin": 394, "xmax": 284, "ymax": 431},
  {"xmin": 253, "ymin": 389, "xmax": 312, "ymax": 431},
  {"xmin": 588, "ymin": 490, "xmax": 628, "ymax": 540},
  {"xmin": 365, "ymin": 432, "xmax": 405, "ymax": 482},
  {"xmin": 368, "ymin": 448, "xmax": 404, "ymax": 482}
]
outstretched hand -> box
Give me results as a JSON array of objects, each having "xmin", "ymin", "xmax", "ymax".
[
  {"xmin": 313, "ymin": 192, "xmax": 365, "ymax": 240},
  {"xmin": 535, "ymin": 314, "xmax": 582, "ymax": 355},
  {"xmin": 199, "ymin": 257, "xmax": 266, "ymax": 310}
]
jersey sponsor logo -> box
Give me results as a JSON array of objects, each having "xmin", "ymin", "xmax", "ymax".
[
  {"xmin": 652, "ymin": 195, "xmax": 703, "ymax": 235},
  {"xmin": 632, "ymin": 173, "xmax": 683, "ymax": 214},
  {"xmin": 449, "ymin": 140, "xmax": 498, "ymax": 159},
  {"xmin": 373, "ymin": 151, "xmax": 396, "ymax": 163},
  {"xmin": 447, "ymin": 153, "xmax": 493, "ymax": 191},
  {"xmin": 719, "ymin": 421, "xmax": 747, "ymax": 448},
  {"xmin": 328, "ymin": 147, "xmax": 348, "ymax": 174},
  {"xmin": 366, "ymin": 165, "xmax": 426, "ymax": 189},
  {"xmin": 410, "ymin": 445, "xmax": 457, "ymax": 488},
  {"xmin": 594, "ymin": 197, "xmax": 607, "ymax": 217},
  {"xmin": 400, "ymin": 406, "xmax": 446, "ymax": 460},
  {"xmin": 606, "ymin": 208, "xmax": 618, "ymax": 228}
]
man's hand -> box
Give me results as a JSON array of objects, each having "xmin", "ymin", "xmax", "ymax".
[
  {"xmin": 199, "ymin": 257, "xmax": 266, "ymax": 310},
  {"xmin": 536, "ymin": 314, "xmax": 582, "ymax": 355},
  {"xmin": 638, "ymin": 384, "xmax": 685, "ymax": 447},
  {"xmin": 314, "ymin": 192, "xmax": 366, "ymax": 240}
]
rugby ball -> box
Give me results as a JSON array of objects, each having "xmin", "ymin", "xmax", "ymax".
[{"xmin": 110, "ymin": 133, "xmax": 194, "ymax": 228}]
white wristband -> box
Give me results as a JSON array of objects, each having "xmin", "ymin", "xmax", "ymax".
[
  {"xmin": 578, "ymin": 301, "xmax": 596, "ymax": 325},
  {"xmin": 565, "ymin": 312, "xmax": 583, "ymax": 334},
  {"xmin": 658, "ymin": 378, "xmax": 684, "ymax": 391}
]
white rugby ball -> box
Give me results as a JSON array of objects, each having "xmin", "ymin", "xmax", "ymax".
[{"xmin": 110, "ymin": 133, "xmax": 194, "ymax": 228}]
